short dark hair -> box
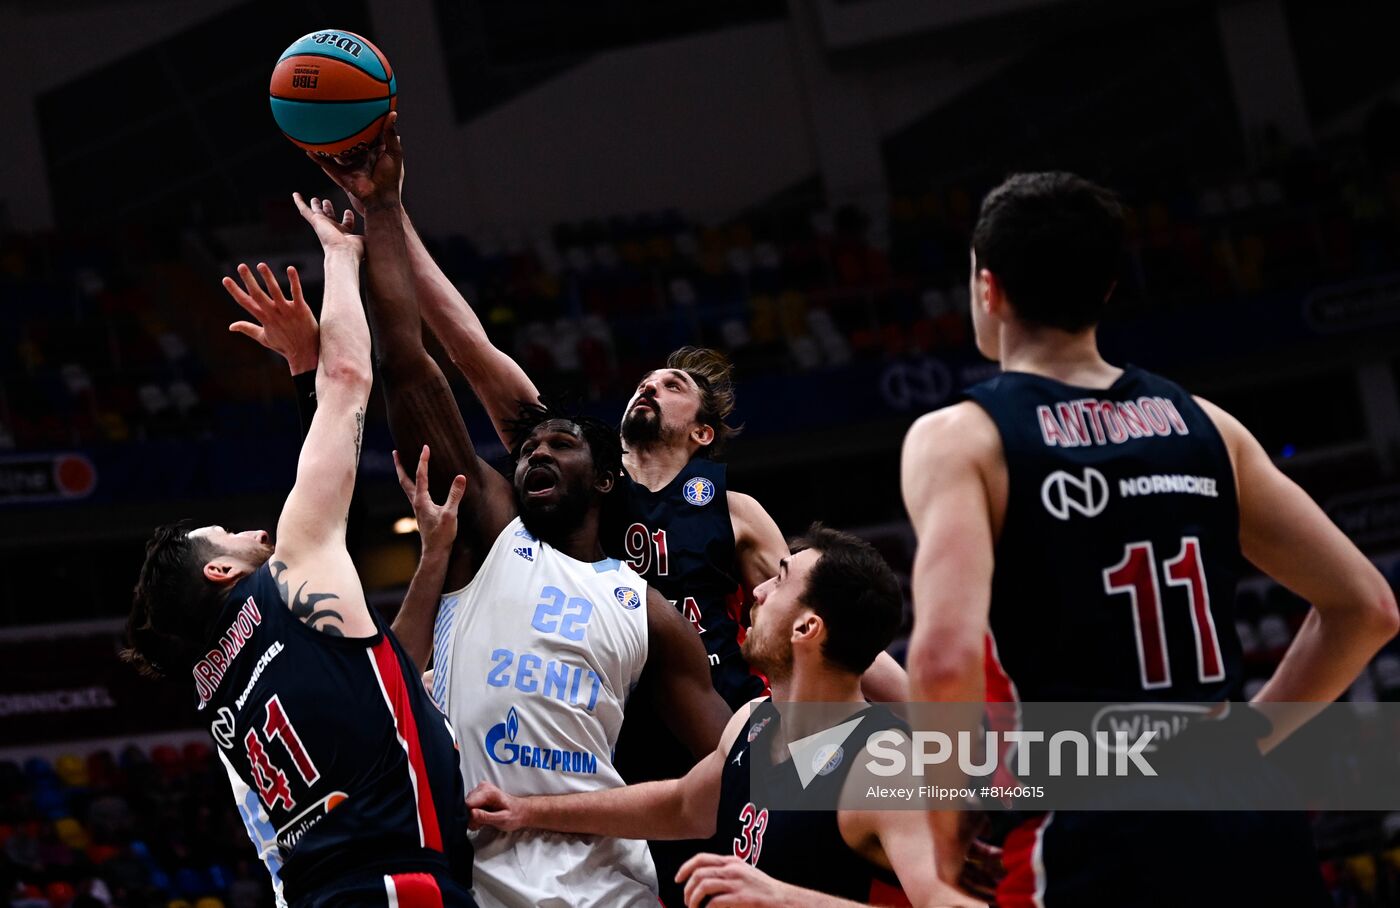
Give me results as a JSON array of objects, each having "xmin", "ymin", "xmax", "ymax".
[
  {"xmin": 971, "ymin": 172, "xmax": 1127, "ymax": 332},
  {"xmin": 664, "ymin": 346, "xmax": 741, "ymax": 459},
  {"xmin": 124, "ymin": 520, "xmax": 228, "ymax": 679},
  {"xmin": 791, "ymin": 523, "xmax": 903, "ymax": 675},
  {"xmin": 505, "ymin": 400, "xmax": 623, "ymax": 483}
]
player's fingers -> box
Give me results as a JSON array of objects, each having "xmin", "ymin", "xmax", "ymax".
[
  {"xmin": 392, "ymin": 450, "xmax": 414, "ymax": 496},
  {"xmin": 237, "ymin": 263, "xmax": 274, "ymax": 308},
  {"xmin": 342, "ymin": 208, "xmax": 356, "ymax": 230},
  {"xmin": 321, "ymin": 196, "xmax": 334, "ymax": 218},
  {"xmin": 257, "ymin": 262, "xmax": 287, "ymax": 304},
  {"xmin": 228, "ymin": 322, "xmax": 266, "ymax": 345},
  {"xmin": 285, "ymin": 266, "xmax": 305, "ymax": 305},
  {"xmin": 383, "ymin": 111, "xmax": 401, "ymax": 157},
  {"xmin": 220, "ymin": 275, "xmax": 259, "ymax": 315},
  {"xmin": 415, "ymin": 445, "xmax": 431, "ymax": 496},
  {"xmin": 675, "ymin": 853, "xmax": 725, "ymax": 883},
  {"xmin": 444, "ymin": 475, "xmax": 467, "ymax": 512},
  {"xmin": 682, "ymin": 868, "xmax": 732, "ymax": 908}
]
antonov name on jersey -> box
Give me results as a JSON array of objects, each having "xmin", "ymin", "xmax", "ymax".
[
  {"xmin": 485, "ymin": 708, "xmax": 599, "ymax": 775},
  {"xmin": 195, "ymin": 596, "xmax": 263, "ymax": 706},
  {"xmin": 1036, "ymin": 397, "xmax": 1189, "ymax": 448}
]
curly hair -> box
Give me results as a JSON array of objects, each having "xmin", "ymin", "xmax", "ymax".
[
  {"xmin": 664, "ymin": 346, "xmax": 742, "ymax": 458},
  {"xmin": 503, "ymin": 399, "xmax": 623, "ymax": 483}
]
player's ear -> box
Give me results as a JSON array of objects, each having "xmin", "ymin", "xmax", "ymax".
[
  {"xmin": 203, "ymin": 558, "xmax": 244, "ymax": 585},
  {"xmin": 791, "ymin": 611, "xmax": 822, "ymax": 645},
  {"xmin": 979, "ymin": 268, "xmax": 1005, "ymax": 317},
  {"xmin": 594, "ymin": 469, "xmax": 615, "ymax": 495},
  {"xmin": 691, "ymin": 422, "xmax": 715, "ymax": 448}
]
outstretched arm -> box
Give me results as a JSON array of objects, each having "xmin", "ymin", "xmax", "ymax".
[
  {"xmin": 316, "ymin": 115, "xmax": 515, "ymax": 592},
  {"xmin": 391, "ymin": 446, "xmax": 467, "ymax": 671},
  {"xmin": 222, "ymin": 260, "xmax": 321, "ymax": 434},
  {"xmin": 268, "ymin": 194, "xmax": 375, "ymax": 637},
  {"xmin": 404, "ymin": 215, "xmax": 542, "ymax": 449},
  {"xmin": 318, "ymin": 132, "xmax": 540, "ymax": 449},
  {"xmin": 645, "ymin": 587, "xmax": 733, "ymax": 758},
  {"xmin": 466, "ymin": 704, "xmax": 752, "ymax": 842}
]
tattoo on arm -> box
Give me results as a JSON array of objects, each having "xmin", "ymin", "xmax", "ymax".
[
  {"xmin": 270, "ymin": 560, "xmax": 346, "ymax": 636},
  {"xmin": 353, "ymin": 408, "xmax": 365, "ymax": 466}
]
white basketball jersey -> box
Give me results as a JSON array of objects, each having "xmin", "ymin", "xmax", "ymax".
[{"xmin": 432, "ymin": 517, "xmax": 657, "ymax": 908}]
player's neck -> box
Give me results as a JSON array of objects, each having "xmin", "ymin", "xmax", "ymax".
[
  {"xmin": 770, "ymin": 663, "xmax": 865, "ymax": 751},
  {"xmin": 622, "ymin": 443, "xmax": 693, "ymax": 491},
  {"xmin": 540, "ymin": 512, "xmax": 608, "ymax": 564},
  {"xmin": 784, "ymin": 661, "xmax": 865, "ymax": 705},
  {"xmin": 998, "ymin": 323, "xmax": 1121, "ymax": 389}
]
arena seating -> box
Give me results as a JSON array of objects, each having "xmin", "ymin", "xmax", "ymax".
[{"xmin": 5, "ymin": 121, "xmax": 1400, "ymax": 455}]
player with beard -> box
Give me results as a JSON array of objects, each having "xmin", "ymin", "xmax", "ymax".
[
  {"xmin": 123, "ymin": 194, "xmax": 478, "ymax": 907},
  {"xmin": 314, "ymin": 121, "xmax": 905, "ymax": 905},
  {"xmin": 317, "ymin": 118, "xmax": 731, "ymax": 908},
  {"xmin": 464, "ymin": 526, "xmax": 982, "ymax": 908}
]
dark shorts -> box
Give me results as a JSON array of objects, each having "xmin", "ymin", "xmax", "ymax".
[{"xmin": 998, "ymin": 810, "xmax": 1328, "ymax": 908}]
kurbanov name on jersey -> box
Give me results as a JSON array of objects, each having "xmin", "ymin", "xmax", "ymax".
[
  {"xmin": 1037, "ymin": 396, "xmax": 1190, "ymax": 448},
  {"xmin": 485, "ymin": 707, "xmax": 600, "ymax": 775},
  {"xmin": 195, "ymin": 596, "xmax": 263, "ymax": 707}
]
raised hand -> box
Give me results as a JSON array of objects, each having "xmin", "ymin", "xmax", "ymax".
[
  {"xmin": 292, "ymin": 191, "xmax": 364, "ymax": 257},
  {"xmin": 222, "ymin": 262, "xmax": 319, "ymax": 375},
  {"xmin": 393, "ymin": 445, "xmax": 467, "ymax": 556},
  {"xmin": 311, "ymin": 111, "xmax": 403, "ymax": 212}
]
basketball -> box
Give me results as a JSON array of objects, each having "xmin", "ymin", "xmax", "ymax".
[{"xmin": 269, "ymin": 30, "xmax": 396, "ymax": 157}]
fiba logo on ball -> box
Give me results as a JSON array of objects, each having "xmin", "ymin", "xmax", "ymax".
[
  {"xmin": 269, "ymin": 29, "xmax": 397, "ymax": 157},
  {"xmin": 683, "ymin": 477, "xmax": 715, "ymax": 506},
  {"xmin": 614, "ymin": 587, "xmax": 641, "ymax": 610},
  {"xmin": 1040, "ymin": 467, "xmax": 1110, "ymax": 521}
]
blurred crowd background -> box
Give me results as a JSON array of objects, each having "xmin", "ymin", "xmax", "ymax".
[{"xmin": 4, "ymin": 1, "xmax": 1400, "ymax": 905}]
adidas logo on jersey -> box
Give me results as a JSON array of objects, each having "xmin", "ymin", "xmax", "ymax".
[{"xmin": 514, "ymin": 546, "xmax": 535, "ymax": 562}]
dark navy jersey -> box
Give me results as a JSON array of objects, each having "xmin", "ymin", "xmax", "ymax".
[
  {"xmin": 602, "ymin": 458, "xmax": 766, "ymax": 708},
  {"xmin": 604, "ymin": 459, "xmax": 768, "ymax": 906},
  {"xmin": 197, "ymin": 563, "xmax": 472, "ymax": 905},
  {"xmin": 714, "ymin": 701, "xmax": 903, "ymax": 902},
  {"xmin": 963, "ymin": 366, "xmax": 1243, "ymax": 703}
]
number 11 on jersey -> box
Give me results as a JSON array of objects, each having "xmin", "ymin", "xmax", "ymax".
[{"xmin": 1103, "ymin": 536, "xmax": 1225, "ymax": 690}]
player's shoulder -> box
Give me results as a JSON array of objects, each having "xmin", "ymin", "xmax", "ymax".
[
  {"xmin": 903, "ymin": 401, "xmax": 1001, "ymax": 462},
  {"xmin": 1187, "ymin": 394, "xmax": 1251, "ymax": 463},
  {"xmin": 719, "ymin": 696, "xmax": 770, "ymax": 754},
  {"xmin": 726, "ymin": 489, "xmax": 769, "ymax": 525}
]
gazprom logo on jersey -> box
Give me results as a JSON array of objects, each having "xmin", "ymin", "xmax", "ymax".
[
  {"xmin": 684, "ymin": 476, "xmax": 715, "ymax": 506},
  {"xmin": 614, "ymin": 587, "xmax": 642, "ymax": 610},
  {"xmin": 484, "ymin": 707, "xmax": 599, "ymax": 775},
  {"xmin": 1041, "ymin": 467, "xmax": 1110, "ymax": 521}
]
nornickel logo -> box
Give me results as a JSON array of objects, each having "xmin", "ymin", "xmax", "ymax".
[{"xmin": 1041, "ymin": 467, "xmax": 1109, "ymax": 520}]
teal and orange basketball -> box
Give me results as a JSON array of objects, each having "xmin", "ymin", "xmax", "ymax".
[{"xmin": 269, "ymin": 30, "xmax": 396, "ymax": 157}]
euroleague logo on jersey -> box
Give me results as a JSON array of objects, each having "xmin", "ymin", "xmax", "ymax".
[
  {"xmin": 683, "ymin": 477, "xmax": 715, "ymax": 506},
  {"xmin": 614, "ymin": 587, "xmax": 642, "ymax": 610},
  {"xmin": 1041, "ymin": 467, "xmax": 1109, "ymax": 520}
]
